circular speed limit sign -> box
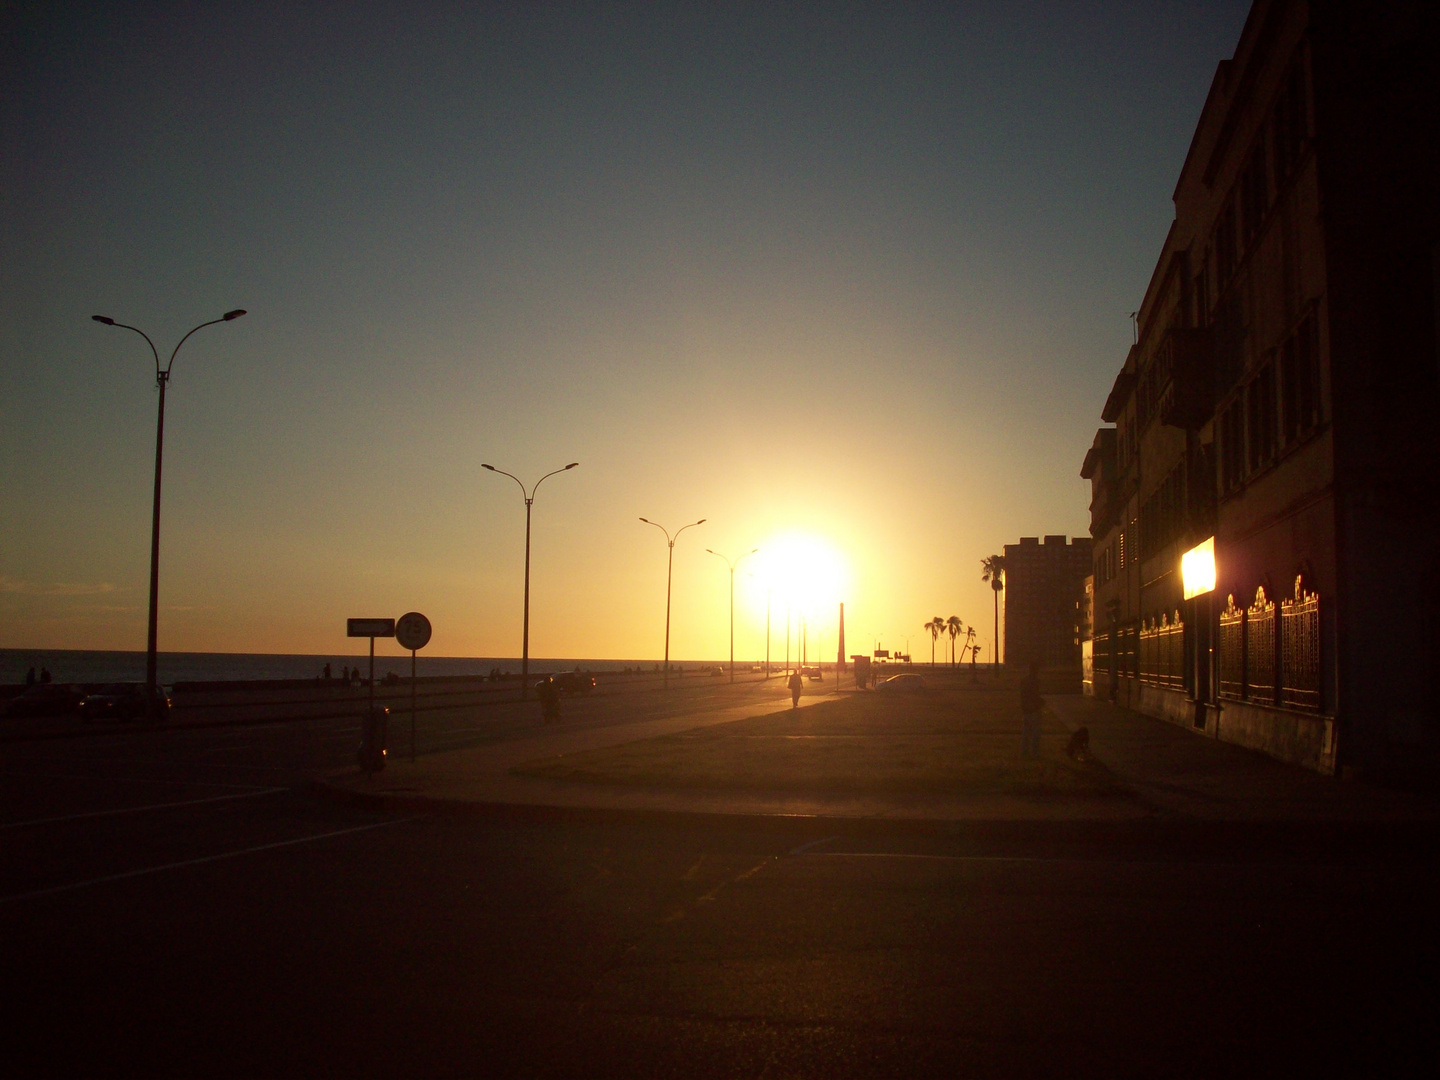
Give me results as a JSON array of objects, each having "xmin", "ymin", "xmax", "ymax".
[{"xmin": 395, "ymin": 611, "xmax": 432, "ymax": 651}]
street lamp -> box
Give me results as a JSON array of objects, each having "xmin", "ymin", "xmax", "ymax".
[
  {"xmin": 482, "ymin": 462, "xmax": 579, "ymax": 700},
  {"xmin": 639, "ymin": 517, "xmax": 705, "ymax": 689},
  {"xmin": 92, "ymin": 309, "xmax": 247, "ymax": 716},
  {"xmin": 706, "ymin": 547, "xmax": 757, "ymax": 683}
]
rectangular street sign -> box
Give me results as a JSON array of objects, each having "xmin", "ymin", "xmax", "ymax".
[{"xmin": 347, "ymin": 618, "xmax": 396, "ymax": 637}]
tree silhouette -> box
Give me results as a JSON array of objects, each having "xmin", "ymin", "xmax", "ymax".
[
  {"xmin": 946, "ymin": 615, "xmax": 963, "ymax": 666},
  {"xmin": 981, "ymin": 554, "xmax": 1006, "ymax": 672},
  {"xmin": 924, "ymin": 616, "xmax": 945, "ymax": 667}
]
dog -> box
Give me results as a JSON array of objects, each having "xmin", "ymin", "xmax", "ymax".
[{"xmin": 1065, "ymin": 726, "xmax": 1091, "ymax": 762}]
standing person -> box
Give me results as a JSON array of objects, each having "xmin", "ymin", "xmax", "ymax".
[
  {"xmin": 1020, "ymin": 661, "xmax": 1043, "ymax": 759},
  {"xmin": 537, "ymin": 677, "xmax": 560, "ymax": 723},
  {"xmin": 788, "ymin": 669, "xmax": 803, "ymax": 708},
  {"xmin": 25, "ymin": 666, "xmax": 36, "ymax": 686},
  {"xmin": 323, "ymin": 662, "xmax": 332, "ymax": 681},
  {"xmin": 39, "ymin": 666, "xmax": 52, "ymax": 684}
]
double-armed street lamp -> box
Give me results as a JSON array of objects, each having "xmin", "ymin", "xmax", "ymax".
[
  {"xmin": 706, "ymin": 548, "xmax": 757, "ymax": 683},
  {"xmin": 482, "ymin": 462, "xmax": 578, "ymax": 700},
  {"xmin": 640, "ymin": 517, "xmax": 705, "ymax": 689},
  {"xmin": 91, "ymin": 309, "xmax": 247, "ymax": 716}
]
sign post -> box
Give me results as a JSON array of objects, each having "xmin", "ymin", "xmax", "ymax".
[
  {"xmin": 347, "ymin": 618, "xmax": 395, "ymax": 761},
  {"xmin": 395, "ymin": 612, "xmax": 432, "ymax": 762}
]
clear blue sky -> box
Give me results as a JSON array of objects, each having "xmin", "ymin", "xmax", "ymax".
[{"xmin": 1, "ymin": 0, "xmax": 1252, "ymax": 662}]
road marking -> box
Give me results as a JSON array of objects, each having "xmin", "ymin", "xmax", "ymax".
[
  {"xmin": 0, "ymin": 788, "xmax": 288, "ymax": 830},
  {"xmin": 788, "ymin": 835, "xmax": 840, "ymax": 856},
  {"xmin": 0, "ymin": 772, "xmax": 275, "ymax": 791},
  {"xmin": 0, "ymin": 816, "xmax": 419, "ymax": 905},
  {"xmin": 698, "ymin": 856, "xmax": 777, "ymax": 902},
  {"xmin": 681, "ymin": 853, "xmax": 709, "ymax": 880},
  {"xmin": 798, "ymin": 851, "xmax": 1356, "ymax": 869}
]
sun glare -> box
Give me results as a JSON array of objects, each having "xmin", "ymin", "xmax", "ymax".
[{"xmin": 748, "ymin": 532, "xmax": 850, "ymax": 617}]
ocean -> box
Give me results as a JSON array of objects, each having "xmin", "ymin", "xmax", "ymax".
[{"xmin": 0, "ymin": 649, "xmax": 731, "ymax": 687}]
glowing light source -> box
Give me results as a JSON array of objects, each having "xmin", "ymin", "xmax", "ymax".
[
  {"xmin": 1181, "ymin": 537, "xmax": 1216, "ymax": 600},
  {"xmin": 751, "ymin": 532, "xmax": 849, "ymax": 616}
]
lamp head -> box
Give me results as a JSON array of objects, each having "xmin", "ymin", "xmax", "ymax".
[
  {"xmin": 639, "ymin": 517, "xmax": 651, "ymax": 524},
  {"xmin": 91, "ymin": 315, "xmax": 115, "ymax": 325},
  {"xmin": 696, "ymin": 518, "xmax": 707, "ymax": 525},
  {"xmin": 565, "ymin": 462, "xmax": 578, "ymax": 469},
  {"xmin": 222, "ymin": 309, "xmax": 247, "ymax": 321},
  {"xmin": 482, "ymin": 464, "xmax": 495, "ymax": 471}
]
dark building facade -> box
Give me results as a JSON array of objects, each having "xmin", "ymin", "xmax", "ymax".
[
  {"xmin": 1003, "ymin": 536, "xmax": 1091, "ymax": 671},
  {"xmin": 1083, "ymin": 0, "xmax": 1439, "ymax": 775}
]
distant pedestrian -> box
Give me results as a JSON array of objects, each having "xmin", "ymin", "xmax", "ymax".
[
  {"xmin": 788, "ymin": 670, "xmax": 803, "ymax": 708},
  {"xmin": 25, "ymin": 666, "xmax": 36, "ymax": 686},
  {"xmin": 537, "ymin": 677, "xmax": 560, "ymax": 723},
  {"xmin": 1020, "ymin": 661, "xmax": 1043, "ymax": 759},
  {"xmin": 39, "ymin": 666, "xmax": 52, "ymax": 684},
  {"xmin": 323, "ymin": 662, "xmax": 332, "ymax": 681}
]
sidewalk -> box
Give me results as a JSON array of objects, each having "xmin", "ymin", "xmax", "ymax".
[
  {"xmin": 316, "ymin": 691, "xmax": 1440, "ymax": 825},
  {"xmin": 1048, "ymin": 695, "xmax": 1440, "ymax": 822}
]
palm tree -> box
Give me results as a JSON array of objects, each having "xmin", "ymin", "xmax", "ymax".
[
  {"xmin": 946, "ymin": 616, "xmax": 963, "ymax": 667},
  {"xmin": 981, "ymin": 554, "xmax": 1006, "ymax": 673},
  {"xmin": 923, "ymin": 616, "xmax": 944, "ymax": 667}
]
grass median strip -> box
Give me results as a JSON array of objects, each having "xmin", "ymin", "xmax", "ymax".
[{"xmin": 510, "ymin": 691, "xmax": 1122, "ymax": 797}]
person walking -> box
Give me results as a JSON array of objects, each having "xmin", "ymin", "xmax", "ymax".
[
  {"xmin": 788, "ymin": 669, "xmax": 803, "ymax": 708},
  {"xmin": 1020, "ymin": 661, "xmax": 1043, "ymax": 759},
  {"xmin": 537, "ymin": 676, "xmax": 561, "ymax": 723}
]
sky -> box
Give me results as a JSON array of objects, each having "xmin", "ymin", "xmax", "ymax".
[{"xmin": 1, "ymin": 0, "xmax": 1253, "ymax": 665}]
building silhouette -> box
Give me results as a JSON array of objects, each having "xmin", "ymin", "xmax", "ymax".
[
  {"xmin": 1003, "ymin": 536, "xmax": 1091, "ymax": 671},
  {"xmin": 1082, "ymin": 0, "xmax": 1438, "ymax": 776}
]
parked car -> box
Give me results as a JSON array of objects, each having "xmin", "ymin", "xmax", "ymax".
[
  {"xmin": 4, "ymin": 683, "xmax": 86, "ymax": 718},
  {"xmin": 78, "ymin": 683, "xmax": 171, "ymax": 722},
  {"xmin": 709, "ymin": 666, "xmax": 725, "ymax": 676},
  {"xmin": 551, "ymin": 671, "xmax": 596, "ymax": 694},
  {"xmin": 876, "ymin": 674, "xmax": 925, "ymax": 693}
]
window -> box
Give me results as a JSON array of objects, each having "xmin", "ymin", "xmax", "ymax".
[
  {"xmin": 1240, "ymin": 138, "xmax": 1270, "ymax": 248},
  {"xmin": 1219, "ymin": 397, "xmax": 1245, "ymax": 493},
  {"xmin": 1271, "ymin": 56, "xmax": 1309, "ymax": 185},
  {"xmin": 1280, "ymin": 314, "xmax": 1320, "ymax": 443},
  {"xmin": 1139, "ymin": 462, "xmax": 1187, "ymax": 562},
  {"xmin": 1246, "ymin": 361, "xmax": 1277, "ymax": 472},
  {"xmin": 1215, "ymin": 201, "xmax": 1238, "ymax": 287}
]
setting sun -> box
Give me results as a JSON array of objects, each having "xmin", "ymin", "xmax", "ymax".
[{"xmin": 747, "ymin": 532, "xmax": 851, "ymax": 619}]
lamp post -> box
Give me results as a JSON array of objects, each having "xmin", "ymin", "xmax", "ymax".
[
  {"xmin": 706, "ymin": 548, "xmax": 757, "ymax": 683},
  {"xmin": 91, "ymin": 309, "xmax": 247, "ymax": 716},
  {"xmin": 640, "ymin": 517, "xmax": 705, "ymax": 689},
  {"xmin": 482, "ymin": 462, "xmax": 579, "ymax": 700}
]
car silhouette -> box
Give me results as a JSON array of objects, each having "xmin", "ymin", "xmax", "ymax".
[
  {"xmin": 78, "ymin": 683, "xmax": 172, "ymax": 722},
  {"xmin": 548, "ymin": 671, "xmax": 596, "ymax": 694},
  {"xmin": 4, "ymin": 683, "xmax": 86, "ymax": 718},
  {"xmin": 876, "ymin": 674, "xmax": 925, "ymax": 692}
]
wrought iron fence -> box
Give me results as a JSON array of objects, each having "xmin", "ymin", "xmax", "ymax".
[
  {"xmin": 1219, "ymin": 595, "xmax": 1245, "ymax": 700},
  {"xmin": 1281, "ymin": 577, "xmax": 1320, "ymax": 710},
  {"xmin": 1139, "ymin": 610, "xmax": 1185, "ymax": 690},
  {"xmin": 1246, "ymin": 586, "xmax": 1277, "ymax": 706}
]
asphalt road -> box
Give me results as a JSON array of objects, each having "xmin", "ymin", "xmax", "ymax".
[{"xmin": 3, "ymin": 682, "xmax": 1438, "ymax": 1077}]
